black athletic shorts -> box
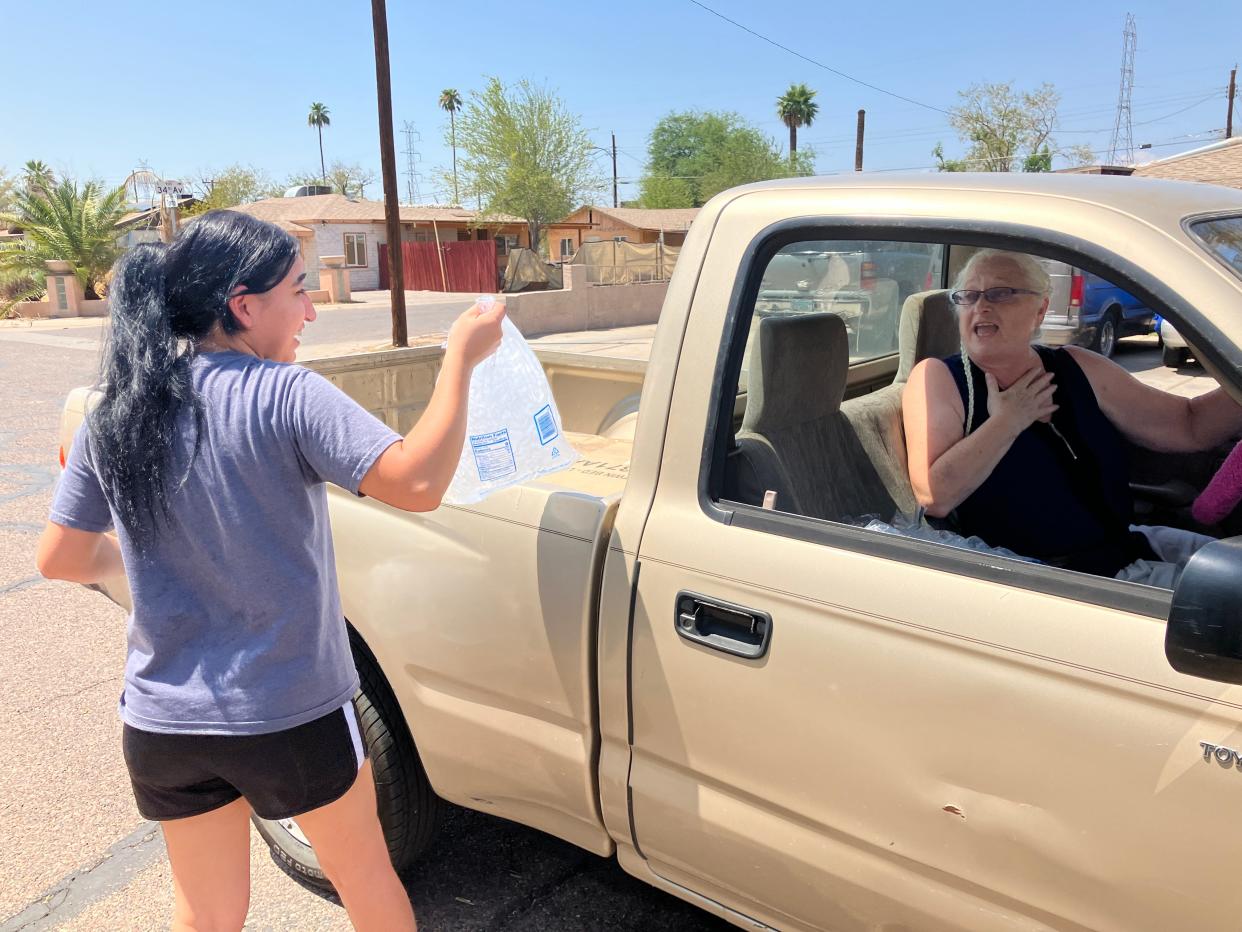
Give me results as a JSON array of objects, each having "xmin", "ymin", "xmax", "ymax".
[{"xmin": 122, "ymin": 701, "xmax": 368, "ymax": 822}]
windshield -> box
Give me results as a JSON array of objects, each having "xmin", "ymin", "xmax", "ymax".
[{"xmin": 1190, "ymin": 215, "xmax": 1242, "ymax": 281}]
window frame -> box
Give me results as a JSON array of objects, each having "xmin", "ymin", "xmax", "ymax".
[
  {"xmin": 343, "ymin": 232, "xmax": 367, "ymax": 268},
  {"xmin": 495, "ymin": 233, "xmax": 520, "ymax": 256},
  {"xmin": 1184, "ymin": 210, "xmax": 1242, "ymax": 284},
  {"xmin": 560, "ymin": 237, "xmax": 575, "ymax": 258},
  {"xmin": 697, "ymin": 217, "xmax": 1242, "ymax": 621}
]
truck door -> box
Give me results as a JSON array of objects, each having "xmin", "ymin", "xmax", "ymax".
[{"xmin": 624, "ymin": 207, "xmax": 1242, "ymax": 931}]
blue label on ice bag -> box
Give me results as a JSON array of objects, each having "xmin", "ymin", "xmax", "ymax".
[
  {"xmin": 533, "ymin": 405, "xmax": 559, "ymax": 445},
  {"xmin": 470, "ymin": 429, "xmax": 517, "ymax": 481}
]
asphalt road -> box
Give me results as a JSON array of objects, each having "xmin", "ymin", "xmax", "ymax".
[
  {"xmin": 0, "ymin": 329, "xmax": 1211, "ymax": 931},
  {"xmin": 0, "ymin": 333, "xmax": 728, "ymax": 931}
]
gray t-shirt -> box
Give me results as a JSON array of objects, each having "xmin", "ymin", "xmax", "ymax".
[{"xmin": 50, "ymin": 350, "xmax": 401, "ymax": 735}]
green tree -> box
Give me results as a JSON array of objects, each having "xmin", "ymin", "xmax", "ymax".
[
  {"xmin": 0, "ymin": 179, "xmax": 128, "ymax": 312},
  {"xmin": 637, "ymin": 174, "xmax": 695, "ymax": 209},
  {"xmin": 439, "ymin": 88, "xmax": 463, "ymax": 205},
  {"xmin": 639, "ymin": 111, "xmax": 813, "ymax": 208},
  {"xmin": 933, "ymin": 82, "xmax": 1077, "ymax": 172},
  {"xmin": 0, "ymin": 168, "xmax": 17, "ymax": 229},
  {"xmin": 931, "ymin": 143, "xmax": 971, "ymax": 172},
  {"xmin": 184, "ymin": 164, "xmax": 281, "ymax": 215},
  {"xmin": 307, "ymin": 102, "xmax": 331, "ymax": 182},
  {"xmin": 285, "ymin": 161, "xmax": 376, "ymax": 199},
  {"xmin": 1023, "ymin": 145, "xmax": 1053, "ymax": 173},
  {"xmin": 452, "ymin": 77, "xmax": 602, "ymax": 253},
  {"xmin": 1067, "ymin": 143, "xmax": 1098, "ymax": 168},
  {"xmin": 776, "ymin": 83, "xmax": 819, "ymax": 162}
]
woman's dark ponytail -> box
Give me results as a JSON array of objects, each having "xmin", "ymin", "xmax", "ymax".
[
  {"xmin": 89, "ymin": 243, "xmax": 200, "ymax": 545},
  {"xmin": 88, "ymin": 211, "xmax": 299, "ymax": 547}
]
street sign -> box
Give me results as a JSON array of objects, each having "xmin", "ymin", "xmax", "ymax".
[{"xmin": 154, "ymin": 180, "xmax": 186, "ymax": 196}]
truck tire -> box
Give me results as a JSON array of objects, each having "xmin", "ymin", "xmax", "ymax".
[
  {"xmin": 254, "ymin": 627, "xmax": 440, "ymax": 892},
  {"xmin": 1163, "ymin": 345, "xmax": 1189, "ymax": 368},
  {"xmin": 1092, "ymin": 309, "xmax": 1119, "ymax": 358}
]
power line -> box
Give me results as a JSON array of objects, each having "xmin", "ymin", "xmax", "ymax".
[
  {"xmin": 686, "ymin": 0, "xmax": 949, "ymax": 114},
  {"xmin": 796, "ymin": 88, "xmax": 1223, "ymax": 152},
  {"xmin": 1133, "ymin": 92, "xmax": 1222, "ymax": 126},
  {"xmin": 1056, "ymin": 89, "xmax": 1223, "ymax": 130},
  {"xmin": 629, "ymin": 131, "xmax": 1216, "ymax": 178},
  {"xmin": 856, "ymin": 135, "xmax": 1216, "ymax": 174}
]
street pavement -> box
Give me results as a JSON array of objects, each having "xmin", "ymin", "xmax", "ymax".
[{"xmin": 0, "ymin": 323, "xmax": 1213, "ymax": 931}]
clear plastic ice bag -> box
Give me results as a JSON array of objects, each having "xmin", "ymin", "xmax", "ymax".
[{"xmin": 441, "ymin": 314, "xmax": 578, "ymax": 505}]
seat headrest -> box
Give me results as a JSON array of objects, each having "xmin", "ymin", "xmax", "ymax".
[
  {"xmin": 895, "ymin": 289, "xmax": 959, "ymax": 383},
  {"xmin": 742, "ymin": 313, "xmax": 848, "ymax": 433}
]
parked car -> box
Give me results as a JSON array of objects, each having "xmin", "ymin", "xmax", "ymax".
[
  {"xmin": 1038, "ymin": 262, "xmax": 1157, "ymax": 356},
  {"xmin": 61, "ymin": 174, "xmax": 1242, "ymax": 931},
  {"xmin": 1159, "ymin": 316, "xmax": 1194, "ymax": 367}
]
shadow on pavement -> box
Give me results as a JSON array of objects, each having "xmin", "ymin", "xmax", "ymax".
[{"xmin": 271, "ymin": 803, "xmax": 731, "ymax": 931}]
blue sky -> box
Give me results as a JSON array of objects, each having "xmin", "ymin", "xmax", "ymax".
[{"xmin": 3, "ymin": 0, "xmax": 1238, "ymax": 204}]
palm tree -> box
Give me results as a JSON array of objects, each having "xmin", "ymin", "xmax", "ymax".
[
  {"xmin": 307, "ymin": 103, "xmax": 331, "ymax": 183},
  {"xmin": 23, "ymin": 159, "xmax": 55, "ymax": 197},
  {"xmin": 776, "ymin": 84, "xmax": 819, "ymax": 163},
  {"xmin": 0, "ymin": 179, "xmax": 128, "ymax": 312},
  {"xmin": 439, "ymin": 88, "xmax": 463, "ymax": 205}
]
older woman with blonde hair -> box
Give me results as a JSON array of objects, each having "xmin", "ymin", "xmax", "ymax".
[{"xmin": 902, "ymin": 248, "xmax": 1242, "ymax": 584}]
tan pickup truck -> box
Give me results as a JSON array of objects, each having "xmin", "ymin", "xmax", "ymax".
[{"xmin": 62, "ymin": 174, "xmax": 1242, "ymax": 931}]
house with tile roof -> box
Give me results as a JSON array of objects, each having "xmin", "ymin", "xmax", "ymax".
[
  {"xmin": 547, "ymin": 206, "xmax": 700, "ymax": 262},
  {"xmin": 228, "ymin": 194, "xmax": 528, "ymax": 290},
  {"xmin": 1130, "ymin": 137, "xmax": 1242, "ymax": 190}
]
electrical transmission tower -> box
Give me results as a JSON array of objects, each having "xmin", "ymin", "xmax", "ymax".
[
  {"xmin": 401, "ymin": 121, "xmax": 424, "ymax": 204},
  {"xmin": 1108, "ymin": 13, "xmax": 1137, "ymax": 165}
]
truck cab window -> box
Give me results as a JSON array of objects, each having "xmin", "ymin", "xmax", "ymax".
[{"xmin": 718, "ymin": 236, "xmax": 1239, "ymax": 595}]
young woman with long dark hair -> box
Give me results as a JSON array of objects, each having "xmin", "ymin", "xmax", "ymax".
[{"xmin": 36, "ymin": 209, "xmax": 504, "ymax": 930}]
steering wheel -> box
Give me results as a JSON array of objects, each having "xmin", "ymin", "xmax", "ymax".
[{"xmin": 1192, "ymin": 441, "xmax": 1242, "ymax": 525}]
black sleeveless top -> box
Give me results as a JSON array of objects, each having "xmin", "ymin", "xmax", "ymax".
[{"xmin": 943, "ymin": 346, "xmax": 1155, "ymax": 576}]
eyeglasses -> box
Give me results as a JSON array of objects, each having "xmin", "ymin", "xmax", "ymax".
[{"xmin": 950, "ymin": 287, "xmax": 1040, "ymax": 306}]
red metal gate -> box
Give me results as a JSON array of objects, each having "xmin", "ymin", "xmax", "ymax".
[{"xmin": 378, "ymin": 239, "xmax": 499, "ymax": 292}]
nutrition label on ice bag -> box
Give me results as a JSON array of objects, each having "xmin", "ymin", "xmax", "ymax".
[{"xmin": 442, "ymin": 312, "xmax": 578, "ymax": 505}]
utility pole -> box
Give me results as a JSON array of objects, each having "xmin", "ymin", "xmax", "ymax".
[
  {"xmin": 371, "ymin": 0, "xmax": 407, "ymax": 348},
  {"xmin": 855, "ymin": 110, "xmax": 866, "ymax": 172},
  {"xmin": 1228, "ymin": 66, "xmax": 1237, "ymax": 139},
  {"xmin": 611, "ymin": 132, "xmax": 619, "ymax": 208}
]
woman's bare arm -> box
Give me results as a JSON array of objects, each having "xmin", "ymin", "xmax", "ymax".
[
  {"xmin": 1067, "ymin": 345, "xmax": 1242, "ymax": 453},
  {"xmin": 37, "ymin": 524, "xmax": 123, "ymax": 583}
]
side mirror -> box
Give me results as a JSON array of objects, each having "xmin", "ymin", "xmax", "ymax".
[{"xmin": 1166, "ymin": 537, "xmax": 1242, "ymax": 684}]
